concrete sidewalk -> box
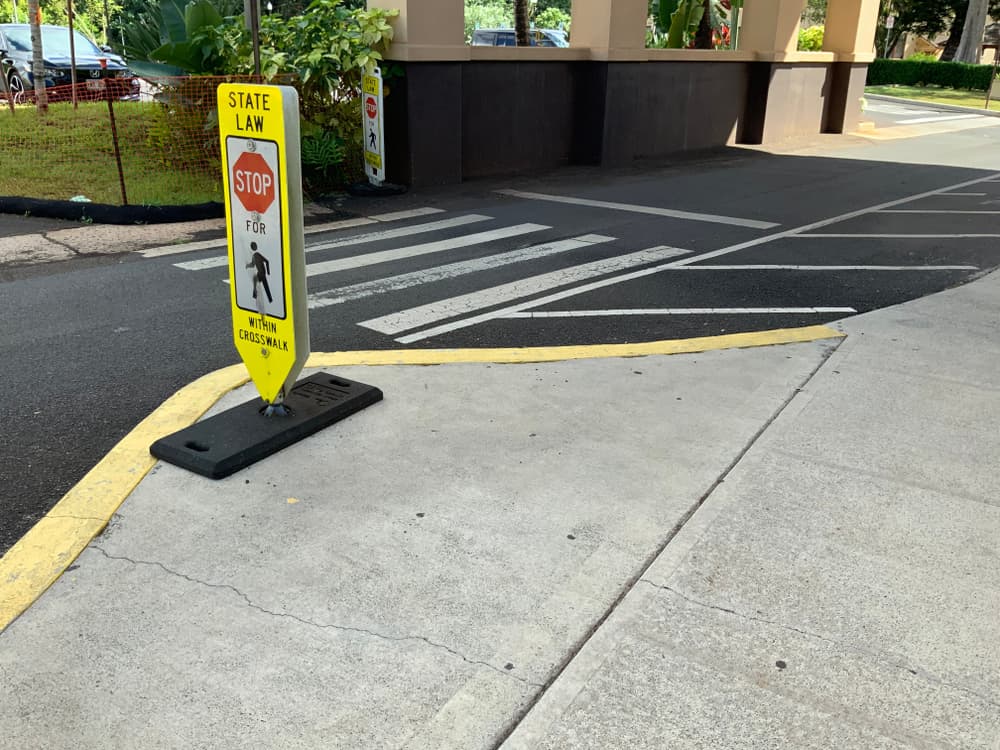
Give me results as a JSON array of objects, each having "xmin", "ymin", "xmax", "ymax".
[{"xmin": 1, "ymin": 272, "xmax": 998, "ymax": 748}]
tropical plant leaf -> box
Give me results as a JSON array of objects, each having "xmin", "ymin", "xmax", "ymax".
[
  {"xmin": 127, "ymin": 59, "xmax": 187, "ymax": 77},
  {"xmin": 185, "ymin": 0, "xmax": 225, "ymax": 37},
  {"xmin": 301, "ymin": 131, "xmax": 345, "ymax": 171},
  {"xmin": 161, "ymin": 0, "xmax": 189, "ymax": 44},
  {"xmin": 150, "ymin": 40, "xmax": 202, "ymax": 71},
  {"xmin": 666, "ymin": 0, "xmax": 706, "ymax": 47},
  {"xmin": 657, "ymin": 0, "xmax": 680, "ymax": 32}
]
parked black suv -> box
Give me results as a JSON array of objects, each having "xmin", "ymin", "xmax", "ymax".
[{"xmin": 0, "ymin": 24, "xmax": 140, "ymax": 101}]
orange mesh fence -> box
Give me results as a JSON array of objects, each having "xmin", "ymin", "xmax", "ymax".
[{"xmin": 0, "ymin": 75, "xmax": 296, "ymax": 207}]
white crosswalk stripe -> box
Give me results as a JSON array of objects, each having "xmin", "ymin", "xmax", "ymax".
[
  {"xmin": 304, "ymin": 223, "xmax": 549, "ymax": 277},
  {"xmin": 360, "ymin": 246, "xmax": 688, "ymax": 339},
  {"xmin": 306, "ymin": 234, "xmax": 618, "ymax": 310},
  {"xmin": 174, "ymin": 214, "xmax": 494, "ymax": 271}
]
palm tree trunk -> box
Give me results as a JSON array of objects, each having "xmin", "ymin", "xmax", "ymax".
[
  {"xmin": 694, "ymin": 4, "xmax": 713, "ymax": 48},
  {"xmin": 954, "ymin": 0, "xmax": 988, "ymax": 62},
  {"xmin": 514, "ymin": 0, "xmax": 531, "ymax": 46},
  {"xmin": 27, "ymin": 0, "xmax": 47, "ymax": 111}
]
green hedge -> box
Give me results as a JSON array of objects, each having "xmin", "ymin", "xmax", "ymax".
[{"xmin": 867, "ymin": 58, "xmax": 995, "ymax": 91}]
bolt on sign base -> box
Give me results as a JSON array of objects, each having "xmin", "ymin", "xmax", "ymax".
[{"xmin": 150, "ymin": 373, "xmax": 383, "ymax": 479}]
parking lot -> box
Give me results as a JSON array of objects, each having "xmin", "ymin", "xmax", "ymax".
[{"xmin": 148, "ymin": 152, "xmax": 1000, "ymax": 350}]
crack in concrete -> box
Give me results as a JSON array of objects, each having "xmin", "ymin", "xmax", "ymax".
[
  {"xmin": 641, "ymin": 580, "xmax": 1000, "ymax": 710},
  {"xmin": 92, "ymin": 546, "xmax": 540, "ymax": 687},
  {"xmin": 40, "ymin": 232, "xmax": 83, "ymax": 256}
]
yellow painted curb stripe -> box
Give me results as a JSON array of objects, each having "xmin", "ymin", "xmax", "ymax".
[
  {"xmin": 0, "ymin": 324, "xmax": 842, "ymax": 633},
  {"xmin": 303, "ymin": 325, "xmax": 843, "ymax": 366}
]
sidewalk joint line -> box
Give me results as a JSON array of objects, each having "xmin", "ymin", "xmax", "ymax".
[
  {"xmin": 641, "ymin": 581, "xmax": 1000, "ymax": 710},
  {"xmin": 92, "ymin": 546, "xmax": 542, "ymax": 688},
  {"xmin": 768, "ymin": 447, "xmax": 1000, "ymax": 508},
  {"xmin": 489, "ymin": 334, "xmax": 846, "ymax": 749}
]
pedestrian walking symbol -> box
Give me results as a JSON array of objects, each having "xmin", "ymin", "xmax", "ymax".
[
  {"xmin": 369, "ymin": 129, "xmax": 377, "ymax": 150},
  {"xmin": 247, "ymin": 241, "xmax": 273, "ymax": 304}
]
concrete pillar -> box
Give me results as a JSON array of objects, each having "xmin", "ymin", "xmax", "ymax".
[
  {"xmin": 822, "ymin": 0, "xmax": 879, "ymax": 133},
  {"xmin": 740, "ymin": 0, "xmax": 807, "ymax": 58},
  {"xmin": 569, "ymin": 0, "xmax": 648, "ymax": 59},
  {"xmin": 367, "ymin": 0, "xmax": 468, "ymax": 60},
  {"xmin": 366, "ymin": 0, "xmax": 467, "ymax": 185},
  {"xmin": 822, "ymin": 0, "xmax": 879, "ymax": 56}
]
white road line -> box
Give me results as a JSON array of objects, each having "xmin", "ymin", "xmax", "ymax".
[
  {"xmin": 367, "ymin": 207, "xmax": 444, "ymax": 222},
  {"xmin": 303, "ymin": 215, "xmax": 493, "ymax": 254},
  {"xmin": 496, "ymin": 189, "xmax": 779, "ymax": 230},
  {"xmin": 897, "ymin": 113, "xmax": 985, "ymax": 124},
  {"xmin": 667, "ymin": 171, "xmax": 1000, "ymax": 268},
  {"xmin": 306, "ymin": 223, "xmax": 549, "ymax": 278},
  {"xmin": 877, "ymin": 209, "xmax": 1000, "ymax": 214},
  {"xmin": 865, "ymin": 104, "xmax": 937, "ymax": 115},
  {"xmin": 502, "ymin": 307, "xmax": 857, "ymax": 317},
  {"xmin": 943, "ymin": 192, "xmax": 988, "ymax": 196},
  {"xmin": 360, "ymin": 246, "xmax": 686, "ymax": 337},
  {"xmin": 140, "ymin": 236, "xmax": 245, "ymax": 259},
  {"xmin": 791, "ymin": 233, "xmax": 1000, "ymax": 238},
  {"xmin": 307, "ymin": 234, "xmax": 621, "ymax": 310},
  {"xmin": 174, "ymin": 214, "xmax": 494, "ymax": 271},
  {"xmin": 143, "ymin": 217, "xmax": 377, "ymax": 258},
  {"xmin": 672, "ymin": 264, "xmax": 978, "ymax": 271},
  {"xmin": 384, "ymin": 172, "xmax": 1000, "ymax": 343},
  {"xmin": 144, "ymin": 207, "xmax": 444, "ymax": 259}
]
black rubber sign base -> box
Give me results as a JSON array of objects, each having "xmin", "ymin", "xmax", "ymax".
[{"xmin": 150, "ymin": 372, "xmax": 383, "ymax": 479}]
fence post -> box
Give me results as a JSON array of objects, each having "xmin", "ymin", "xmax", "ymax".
[
  {"xmin": 100, "ymin": 58, "xmax": 128, "ymax": 205},
  {"xmin": 0, "ymin": 55, "xmax": 15, "ymax": 113}
]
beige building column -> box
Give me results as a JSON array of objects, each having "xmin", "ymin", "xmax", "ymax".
[
  {"xmin": 739, "ymin": 0, "xmax": 807, "ymax": 59},
  {"xmin": 367, "ymin": 0, "xmax": 469, "ymax": 60},
  {"xmin": 822, "ymin": 0, "xmax": 880, "ymax": 57},
  {"xmin": 569, "ymin": 0, "xmax": 648, "ymax": 59}
]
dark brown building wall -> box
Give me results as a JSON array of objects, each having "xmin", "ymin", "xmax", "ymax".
[
  {"xmin": 825, "ymin": 63, "xmax": 868, "ymax": 133},
  {"xmin": 384, "ymin": 58, "xmax": 857, "ymax": 186},
  {"xmin": 741, "ymin": 63, "xmax": 835, "ymax": 144},
  {"xmin": 601, "ymin": 62, "xmax": 749, "ymax": 165},
  {"xmin": 461, "ymin": 62, "xmax": 579, "ymax": 179}
]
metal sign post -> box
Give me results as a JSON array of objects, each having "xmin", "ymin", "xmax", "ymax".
[
  {"xmin": 884, "ymin": 15, "xmax": 895, "ymax": 58},
  {"xmin": 150, "ymin": 83, "xmax": 382, "ymax": 479}
]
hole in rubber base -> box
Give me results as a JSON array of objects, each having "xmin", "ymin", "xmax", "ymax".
[{"xmin": 184, "ymin": 441, "xmax": 210, "ymax": 453}]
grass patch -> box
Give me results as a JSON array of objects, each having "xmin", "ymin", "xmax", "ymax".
[
  {"xmin": 865, "ymin": 84, "xmax": 1000, "ymax": 112},
  {"xmin": 0, "ymin": 100, "xmax": 222, "ymax": 205}
]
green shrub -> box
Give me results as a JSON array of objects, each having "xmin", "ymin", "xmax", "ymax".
[
  {"xmin": 465, "ymin": 1, "xmax": 512, "ymax": 39},
  {"xmin": 867, "ymin": 58, "xmax": 994, "ymax": 91},
  {"xmin": 797, "ymin": 25, "xmax": 824, "ymax": 52},
  {"xmin": 535, "ymin": 7, "xmax": 571, "ymax": 31},
  {"xmin": 906, "ymin": 51, "xmax": 938, "ymax": 62}
]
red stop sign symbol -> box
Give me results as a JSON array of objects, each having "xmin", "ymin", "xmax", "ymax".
[
  {"xmin": 365, "ymin": 96, "xmax": 377, "ymax": 120},
  {"xmin": 232, "ymin": 151, "xmax": 275, "ymax": 214}
]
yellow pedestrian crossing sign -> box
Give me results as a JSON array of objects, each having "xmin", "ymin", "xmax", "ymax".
[
  {"xmin": 362, "ymin": 67, "xmax": 386, "ymax": 185},
  {"xmin": 218, "ymin": 83, "xmax": 310, "ymax": 405}
]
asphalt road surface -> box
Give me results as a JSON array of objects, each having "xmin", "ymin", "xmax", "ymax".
[{"xmin": 3, "ymin": 105, "xmax": 1000, "ymax": 554}]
